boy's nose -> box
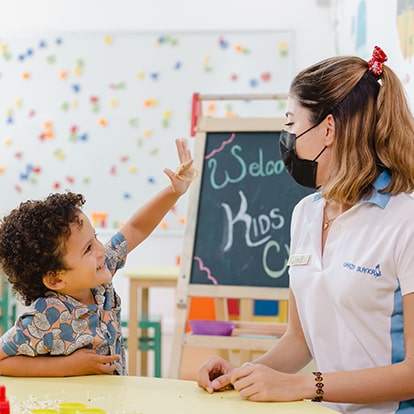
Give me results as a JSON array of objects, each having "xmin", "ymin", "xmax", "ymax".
[{"xmin": 96, "ymin": 240, "xmax": 106, "ymax": 256}]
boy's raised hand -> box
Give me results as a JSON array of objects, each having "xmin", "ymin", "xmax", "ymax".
[{"xmin": 164, "ymin": 138, "xmax": 197, "ymax": 196}]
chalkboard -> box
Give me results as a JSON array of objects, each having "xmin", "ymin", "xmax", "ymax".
[
  {"xmin": 189, "ymin": 130, "xmax": 311, "ymax": 288},
  {"xmin": 169, "ymin": 115, "xmax": 312, "ymax": 378}
]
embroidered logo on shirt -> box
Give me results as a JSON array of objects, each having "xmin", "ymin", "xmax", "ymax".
[{"xmin": 343, "ymin": 262, "xmax": 382, "ymax": 278}]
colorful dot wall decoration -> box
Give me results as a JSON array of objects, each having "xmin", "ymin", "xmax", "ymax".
[{"xmin": 0, "ymin": 31, "xmax": 293, "ymax": 230}]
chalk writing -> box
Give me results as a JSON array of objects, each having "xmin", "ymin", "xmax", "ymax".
[
  {"xmin": 207, "ymin": 145, "xmax": 285, "ymax": 190},
  {"xmin": 222, "ymin": 190, "xmax": 284, "ymax": 251}
]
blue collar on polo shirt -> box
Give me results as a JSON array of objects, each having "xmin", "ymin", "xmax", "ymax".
[
  {"xmin": 361, "ymin": 169, "xmax": 391, "ymax": 208},
  {"xmin": 313, "ymin": 169, "xmax": 391, "ymax": 209}
]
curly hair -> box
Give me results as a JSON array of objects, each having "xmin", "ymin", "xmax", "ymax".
[
  {"xmin": 290, "ymin": 55, "xmax": 414, "ymax": 205},
  {"xmin": 0, "ymin": 192, "xmax": 86, "ymax": 306}
]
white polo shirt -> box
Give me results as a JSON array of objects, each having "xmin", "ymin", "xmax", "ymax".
[{"xmin": 289, "ymin": 171, "xmax": 414, "ymax": 414}]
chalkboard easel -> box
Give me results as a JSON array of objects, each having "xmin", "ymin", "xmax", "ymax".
[{"xmin": 168, "ymin": 94, "xmax": 312, "ymax": 379}]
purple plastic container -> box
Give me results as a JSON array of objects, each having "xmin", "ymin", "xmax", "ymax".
[{"xmin": 189, "ymin": 320, "xmax": 235, "ymax": 336}]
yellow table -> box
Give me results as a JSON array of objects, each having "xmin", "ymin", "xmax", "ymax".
[
  {"xmin": 1, "ymin": 375, "xmax": 340, "ymax": 413},
  {"xmin": 123, "ymin": 265, "xmax": 179, "ymax": 376}
]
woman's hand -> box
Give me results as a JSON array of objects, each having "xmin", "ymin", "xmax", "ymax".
[
  {"xmin": 231, "ymin": 363, "xmax": 308, "ymax": 402},
  {"xmin": 164, "ymin": 138, "xmax": 197, "ymax": 196},
  {"xmin": 197, "ymin": 355, "xmax": 236, "ymax": 393}
]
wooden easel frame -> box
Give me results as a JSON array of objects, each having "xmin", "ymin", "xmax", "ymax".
[{"xmin": 169, "ymin": 94, "xmax": 290, "ymax": 379}]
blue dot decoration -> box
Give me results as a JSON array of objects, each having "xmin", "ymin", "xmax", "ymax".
[{"xmin": 219, "ymin": 38, "xmax": 229, "ymax": 49}]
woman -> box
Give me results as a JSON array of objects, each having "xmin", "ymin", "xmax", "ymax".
[{"xmin": 197, "ymin": 47, "xmax": 414, "ymax": 413}]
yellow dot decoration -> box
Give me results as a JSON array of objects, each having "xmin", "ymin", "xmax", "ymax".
[
  {"xmin": 54, "ymin": 149, "xmax": 65, "ymax": 160},
  {"xmin": 279, "ymin": 41, "xmax": 289, "ymax": 56},
  {"xmin": 104, "ymin": 35, "xmax": 113, "ymax": 45},
  {"xmin": 73, "ymin": 66, "xmax": 83, "ymax": 76},
  {"xmin": 163, "ymin": 110, "xmax": 172, "ymax": 119},
  {"xmin": 143, "ymin": 129, "xmax": 153, "ymax": 138}
]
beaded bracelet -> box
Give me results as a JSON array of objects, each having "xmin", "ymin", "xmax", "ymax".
[{"xmin": 311, "ymin": 371, "xmax": 324, "ymax": 402}]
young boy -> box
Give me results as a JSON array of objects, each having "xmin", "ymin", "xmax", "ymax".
[{"xmin": 0, "ymin": 138, "xmax": 195, "ymax": 376}]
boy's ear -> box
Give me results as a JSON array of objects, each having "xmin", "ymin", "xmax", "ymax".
[{"xmin": 42, "ymin": 272, "xmax": 66, "ymax": 291}]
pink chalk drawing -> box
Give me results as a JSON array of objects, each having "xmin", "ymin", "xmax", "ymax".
[
  {"xmin": 193, "ymin": 256, "xmax": 218, "ymax": 285},
  {"xmin": 204, "ymin": 133, "xmax": 235, "ymax": 160}
]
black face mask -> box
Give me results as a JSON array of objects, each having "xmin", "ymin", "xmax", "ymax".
[{"xmin": 279, "ymin": 123, "xmax": 327, "ymax": 189}]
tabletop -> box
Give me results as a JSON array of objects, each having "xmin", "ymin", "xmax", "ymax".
[{"xmin": 1, "ymin": 375, "xmax": 339, "ymax": 414}]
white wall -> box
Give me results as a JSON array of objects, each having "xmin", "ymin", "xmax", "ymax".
[
  {"xmin": 0, "ymin": 0, "xmax": 336, "ymax": 72},
  {"xmin": 2, "ymin": 0, "xmax": 336, "ymax": 331}
]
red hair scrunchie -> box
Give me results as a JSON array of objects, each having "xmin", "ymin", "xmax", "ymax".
[{"xmin": 368, "ymin": 45, "xmax": 388, "ymax": 77}]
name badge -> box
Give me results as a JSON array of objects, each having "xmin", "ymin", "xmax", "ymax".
[{"xmin": 287, "ymin": 254, "xmax": 310, "ymax": 266}]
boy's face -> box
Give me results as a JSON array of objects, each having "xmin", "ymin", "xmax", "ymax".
[{"xmin": 56, "ymin": 212, "xmax": 112, "ymax": 303}]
